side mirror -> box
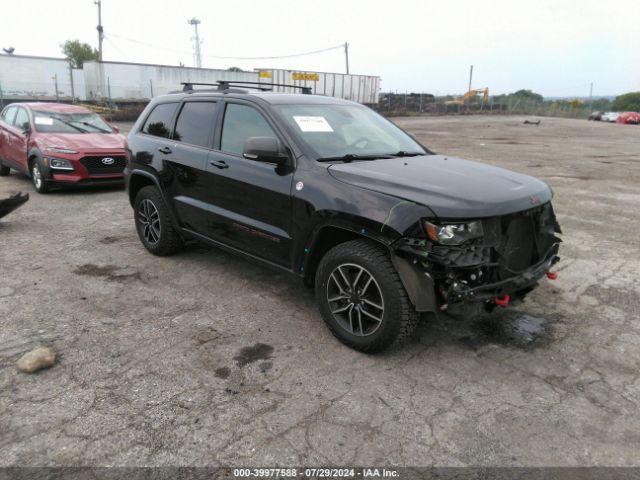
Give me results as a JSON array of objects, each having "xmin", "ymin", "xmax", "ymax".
[
  {"xmin": 243, "ymin": 137, "xmax": 288, "ymax": 165},
  {"xmin": 111, "ymin": 124, "xmax": 120, "ymax": 134},
  {"xmin": 21, "ymin": 123, "xmax": 31, "ymax": 135}
]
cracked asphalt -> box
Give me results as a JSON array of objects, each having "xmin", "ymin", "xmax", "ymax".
[{"xmin": 1, "ymin": 116, "xmax": 639, "ymax": 467}]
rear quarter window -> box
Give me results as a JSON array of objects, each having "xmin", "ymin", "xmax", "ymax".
[{"xmin": 141, "ymin": 103, "xmax": 178, "ymax": 138}]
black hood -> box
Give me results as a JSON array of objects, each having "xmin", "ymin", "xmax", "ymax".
[{"xmin": 328, "ymin": 154, "xmax": 552, "ymax": 219}]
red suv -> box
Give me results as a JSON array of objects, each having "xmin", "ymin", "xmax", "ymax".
[{"xmin": 0, "ymin": 102, "xmax": 127, "ymax": 193}]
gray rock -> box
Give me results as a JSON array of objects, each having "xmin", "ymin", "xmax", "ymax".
[
  {"xmin": 17, "ymin": 347, "xmax": 56, "ymax": 373},
  {"xmin": 0, "ymin": 287, "xmax": 15, "ymax": 297}
]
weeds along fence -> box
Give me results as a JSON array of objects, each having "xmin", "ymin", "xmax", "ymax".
[
  {"xmin": 0, "ymin": 78, "xmax": 149, "ymax": 121},
  {"xmin": 376, "ymin": 92, "xmax": 591, "ymax": 119}
]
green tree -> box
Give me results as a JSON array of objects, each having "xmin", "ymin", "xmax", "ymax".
[
  {"xmin": 61, "ymin": 40, "xmax": 99, "ymax": 68},
  {"xmin": 612, "ymin": 92, "xmax": 640, "ymax": 111},
  {"xmin": 509, "ymin": 89, "xmax": 544, "ymax": 104},
  {"xmin": 590, "ymin": 98, "xmax": 611, "ymax": 111}
]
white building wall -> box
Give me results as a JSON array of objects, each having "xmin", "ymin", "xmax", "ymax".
[
  {"xmin": 0, "ymin": 54, "xmax": 75, "ymax": 100},
  {"xmin": 83, "ymin": 61, "xmax": 259, "ymax": 100}
]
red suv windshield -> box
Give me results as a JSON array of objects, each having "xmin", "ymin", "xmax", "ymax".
[{"xmin": 32, "ymin": 111, "xmax": 113, "ymax": 134}]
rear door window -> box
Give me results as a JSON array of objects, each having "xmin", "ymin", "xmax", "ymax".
[
  {"xmin": 174, "ymin": 102, "xmax": 217, "ymax": 148},
  {"xmin": 220, "ymin": 103, "xmax": 277, "ymax": 155},
  {"xmin": 142, "ymin": 103, "xmax": 178, "ymax": 138}
]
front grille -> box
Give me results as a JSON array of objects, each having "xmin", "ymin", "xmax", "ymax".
[
  {"xmin": 493, "ymin": 204, "xmax": 558, "ymax": 279},
  {"xmin": 497, "ymin": 216, "xmax": 535, "ymax": 274},
  {"xmin": 80, "ymin": 155, "xmax": 126, "ymax": 175}
]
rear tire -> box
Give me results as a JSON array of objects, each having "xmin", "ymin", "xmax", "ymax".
[
  {"xmin": 315, "ymin": 239, "xmax": 418, "ymax": 352},
  {"xmin": 0, "ymin": 162, "xmax": 10, "ymax": 176},
  {"xmin": 31, "ymin": 159, "xmax": 49, "ymax": 193},
  {"xmin": 134, "ymin": 185, "xmax": 183, "ymax": 256}
]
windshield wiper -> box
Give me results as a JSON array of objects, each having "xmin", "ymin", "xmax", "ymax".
[
  {"xmin": 50, "ymin": 116, "xmax": 88, "ymax": 133},
  {"xmin": 387, "ymin": 151, "xmax": 424, "ymax": 157},
  {"xmin": 74, "ymin": 121, "xmax": 111, "ymax": 133},
  {"xmin": 317, "ymin": 154, "xmax": 393, "ymax": 163}
]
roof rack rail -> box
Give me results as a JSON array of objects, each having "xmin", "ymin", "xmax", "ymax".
[
  {"xmin": 218, "ymin": 81, "xmax": 313, "ymax": 95},
  {"xmin": 180, "ymin": 81, "xmax": 270, "ymax": 93},
  {"xmin": 180, "ymin": 81, "xmax": 312, "ymax": 95}
]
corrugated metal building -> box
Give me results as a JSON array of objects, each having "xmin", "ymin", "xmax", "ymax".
[
  {"xmin": 0, "ymin": 54, "xmax": 82, "ymax": 100},
  {"xmin": 1, "ymin": 54, "xmax": 380, "ymax": 105},
  {"xmin": 82, "ymin": 61, "xmax": 259, "ymax": 100},
  {"xmin": 257, "ymin": 69, "xmax": 380, "ymax": 104}
]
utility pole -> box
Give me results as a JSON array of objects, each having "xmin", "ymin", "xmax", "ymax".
[
  {"xmin": 95, "ymin": 0, "xmax": 104, "ymax": 62},
  {"xmin": 467, "ymin": 65, "xmax": 473, "ymax": 93},
  {"xmin": 589, "ymin": 82, "xmax": 593, "ymax": 112},
  {"xmin": 188, "ymin": 18, "xmax": 202, "ymax": 68},
  {"xmin": 344, "ymin": 42, "xmax": 349, "ymax": 75},
  {"xmin": 52, "ymin": 74, "xmax": 59, "ymax": 102}
]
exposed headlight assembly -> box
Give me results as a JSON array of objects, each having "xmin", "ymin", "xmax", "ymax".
[
  {"xmin": 423, "ymin": 220, "xmax": 483, "ymax": 245},
  {"xmin": 48, "ymin": 157, "xmax": 74, "ymax": 171},
  {"xmin": 45, "ymin": 147, "xmax": 78, "ymax": 155}
]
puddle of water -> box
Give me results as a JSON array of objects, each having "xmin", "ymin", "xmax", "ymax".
[
  {"xmin": 234, "ymin": 343, "xmax": 274, "ymax": 367},
  {"xmin": 463, "ymin": 312, "xmax": 553, "ymax": 350},
  {"xmin": 73, "ymin": 264, "xmax": 141, "ymax": 282},
  {"xmin": 214, "ymin": 366, "xmax": 231, "ymax": 379}
]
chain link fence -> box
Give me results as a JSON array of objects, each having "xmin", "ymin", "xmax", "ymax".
[
  {"xmin": 375, "ymin": 92, "xmax": 592, "ymax": 119},
  {"xmin": 1, "ymin": 80, "xmax": 593, "ymax": 121}
]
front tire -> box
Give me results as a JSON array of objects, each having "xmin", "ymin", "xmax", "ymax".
[
  {"xmin": 31, "ymin": 160, "xmax": 49, "ymax": 193},
  {"xmin": 134, "ymin": 186, "xmax": 183, "ymax": 256},
  {"xmin": 0, "ymin": 162, "xmax": 10, "ymax": 176},
  {"xmin": 315, "ymin": 239, "xmax": 418, "ymax": 352}
]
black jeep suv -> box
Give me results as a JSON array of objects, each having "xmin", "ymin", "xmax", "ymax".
[{"xmin": 125, "ymin": 82, "xmax": 561, "ymax": 352}]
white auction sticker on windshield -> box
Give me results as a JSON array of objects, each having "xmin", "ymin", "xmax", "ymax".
[
  {"xmin": 293, "ymin": 116, "xmax": 333, "ymax": 132},
  {"xmin": 34, "ymin": 117, "xmax": 54, "ymax": 125}
]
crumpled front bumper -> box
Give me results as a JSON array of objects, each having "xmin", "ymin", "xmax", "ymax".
[
  {"xmin": 392, "ymin": 247, "xmax": 559, "ymax": 312},
  {"xmin": 448, "ymin": 249, "xmax": 559, "ymax": 302}
]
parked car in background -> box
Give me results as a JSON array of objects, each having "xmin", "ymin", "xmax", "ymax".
[
  {"xmin": 615, "ymin": 112, "xmax": 640, "ymax": 125},
  {"xmin": 588, "ymin": 111, "xmax": 603, "ymax": 121},
  {"xmin": 601, "ymin": 112, "xmax": 620, "ymax": 123},
  {"xmin": 0, "ymin": 102, "xmax": 126, "ymax": 193},
  {"xmin": 125, "ymin": 82, "xmax": 561, "ymax": 352}
]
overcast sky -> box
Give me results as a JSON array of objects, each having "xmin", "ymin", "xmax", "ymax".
[{"xmin": 2, "ymin": 0, "xmax": 638, "ymax": 97}]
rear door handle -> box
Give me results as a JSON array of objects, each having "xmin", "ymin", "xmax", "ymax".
[
  {"xmin": 158, "ymin": 146, "xmax": 172, "ymax": 154},
  {"xmin": 210, "ymin": 159, "xmax": 229, "ymax": 169}
]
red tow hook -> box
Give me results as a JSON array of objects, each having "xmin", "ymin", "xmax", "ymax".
[
  {"xmin": 494, "ymin": 295, "xmax": 510, "ymax": 308},
  {"xmin": 546, "ymin": 271, "xmax": 558, "ymax": 280}
]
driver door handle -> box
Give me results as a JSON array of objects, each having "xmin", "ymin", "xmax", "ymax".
[
  {"xmin": 210, "ymin": 159, "xmax": 229, "ymax": 169},
  {"xmin": 158, "ymin": 146, "xmax": 172, "ymax": 154}
]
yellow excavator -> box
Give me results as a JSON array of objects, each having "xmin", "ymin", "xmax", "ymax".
[
  {"xmin": 445, "ymin": 87, "xmax": 490, "ymax": 107},
  {"xmin": 462, "ymin": 88, "xmax": 489, "ymax": 105}
]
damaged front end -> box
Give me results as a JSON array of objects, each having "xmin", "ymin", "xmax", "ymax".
[{"xmin": 392, "ymin": 202, "xmax": 562, "ymax": 312}]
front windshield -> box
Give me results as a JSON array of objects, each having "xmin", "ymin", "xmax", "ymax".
[
  {"xmin": 275, "ymin": 104, "xmax": 426, "ymax": 160},
  {"xmin": 32, "ymin": 111, "xmax": 113, "ymax": 134}
]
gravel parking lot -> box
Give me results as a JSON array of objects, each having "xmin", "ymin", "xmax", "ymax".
[{"xmin": 1, "ymin": 115, "xmax": 639, "ymax": 467}]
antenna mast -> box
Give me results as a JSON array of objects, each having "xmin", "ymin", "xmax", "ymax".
[{"xmin": 188, "ymin": 18, "xmax": 202, "ymax": 68}]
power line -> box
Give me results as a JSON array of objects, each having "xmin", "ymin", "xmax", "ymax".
[
  {"xmin": 106, "ymin": 33, "xmax": 344, "ymax": 61},
  {"xmin": 207, "ymin": 44, "xmax": 345, "ymax": 60}
]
